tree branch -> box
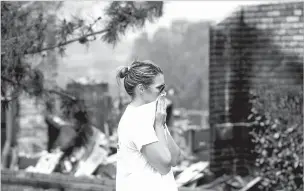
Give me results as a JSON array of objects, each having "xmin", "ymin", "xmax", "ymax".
[
  {"xmin": 47, "ymin": 89, "xmax": 76, "ymax": 101},
  {"xmin": 26, "ymin": 29, "xmax": 108, "ymax": 55},
  {"xmin": 1, "ymin": 92, "xmax": 20, "ymax": 102},
  {"xmin": 1, "ymin": 75, "xmax": 76, "ymax": 101}
]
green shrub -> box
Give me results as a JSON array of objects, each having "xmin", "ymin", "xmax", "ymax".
[{"xmin": 248, "ymin": 85, "xmax": 303, "ymax": 191}]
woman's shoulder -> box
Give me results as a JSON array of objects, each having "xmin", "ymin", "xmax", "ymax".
[
  {"xmin": 124, "ymin": 102, "xmax": 155, "ymax": 127},
  {"xmin": 137, "ymin": 101, "xmax": 156, "ymax": 117},
  {"xmin": 138, "ymin": 101, "xmax": 156, "ymax": 112}
]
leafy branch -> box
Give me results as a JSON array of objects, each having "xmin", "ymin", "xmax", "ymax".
[{"xmin": 1, "ymin": 1, "xmax": 163, "ymax": 96}]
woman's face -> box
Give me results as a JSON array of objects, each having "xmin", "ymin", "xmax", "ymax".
[{"xmin": 142, "ymin": 74, "xmax": 165, "ymax": 103}]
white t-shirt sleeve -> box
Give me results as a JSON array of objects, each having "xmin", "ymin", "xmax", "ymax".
[{"xmin": 132, "ymin": 111, "xmax": 159, "ymax": 151}]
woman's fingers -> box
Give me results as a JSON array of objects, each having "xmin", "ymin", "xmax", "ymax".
[
  {"xmin": 155, "ymin": 96, "xmax": 167, "ymax": 126},
  {"xmin": 156, "ymin": 96, "xmax": 167, "ymax": 116},
  {"xmin": 160, "ymin": 97, "xmax": 166, "ymax": 115},
  {"xmin": 157, "ymin": 98, "xmax": 162, "ymax": 113},
  {"xmin": 158, "ymin": 97, "xmax": 163, "ymax": 111}
]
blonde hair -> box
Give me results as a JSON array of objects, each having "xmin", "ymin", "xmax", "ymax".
[{"xmin": 116, "ymin": 60, "xmax": 163, "ymax": 96}]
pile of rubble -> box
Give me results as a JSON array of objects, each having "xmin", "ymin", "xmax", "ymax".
[
  {"xmin": 173, "ymin": 160, "xmax": 261, "ymax": 191},
  {"xmin": 18, "ymin": 115, "xmax": 261, "ymax": 191},
  {"xmin": 18, "ymin": 115, "xmax": 118, "ymax": 180}
]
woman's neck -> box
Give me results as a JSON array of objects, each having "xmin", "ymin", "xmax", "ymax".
[{"xmin": 129, "ymin": 97, "xmax": 146, "ymax": 107}]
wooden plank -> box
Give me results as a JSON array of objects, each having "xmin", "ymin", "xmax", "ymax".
[
  {"xmin": 175, "ymin": 161, "xmax": 209, "ymax": 187},
  {"xmin": 199, "ymin": 175, "xmax": 232, "ymax": 189},
  {"xmin": 1, "ymin": 170, "xmax": 115, "ymax": 190},
  {"xmin": 2, "ymin": 169, "xmax": 115, "ymax": 186},
  {"xmin": 2, "ymin": 177, "xmax": 114, "ymax": 191},
  {"xmin": 239, "ymin": 177, "xmax": 262, "ymax": 191},
  {"xmin": 1, "ymin": 184, "xmax": 56, "ymax": 191},
  {"xmin": 179, "ymin": 187, "xmax": 214, "ymax": 191}
]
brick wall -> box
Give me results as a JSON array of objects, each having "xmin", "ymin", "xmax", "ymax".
[
  {"xmin": 209, "ymin": 1, "xmax": 304, "ymax": 175},
  {"xmin": 18, "ymin": 94, "xmax": 48, "ymax": 155}
]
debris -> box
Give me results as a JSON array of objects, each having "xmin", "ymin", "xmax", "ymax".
[
  {"xmin": 25, "ymin": 149, "xmax": 63, "ymax": 174},
  {"xmin": 74, "ymin": 128, "xmax": 109, "ymax": 177},
  {"xmin": 18, "ymin": 155, "xmax": 39, "ymax": 170},
  {"xmin": 235, "ymin": 176, "xmax": 246, "ymax": 187},
  {"xmin": 175, "ymin": 161, "xmax": 209, "ymax": 187},
  {"xmin": 106, "ymin": 153, "xmax": 117, "ymax": 164},
  {"xmin": 94, "ymin": 163, "xmax": 117, "ymax": 179},
  {"xmin": 238, "ymin": 177, "xmax": 262, "ymax": 191},
  {"xmin": 199, "ymin": 174, "xmax": 232, "ymax": 189}
]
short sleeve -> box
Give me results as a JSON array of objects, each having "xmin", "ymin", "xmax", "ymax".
[{"xmin": 132, "ymin": 110, "xmax": 159, "ymax": 151}]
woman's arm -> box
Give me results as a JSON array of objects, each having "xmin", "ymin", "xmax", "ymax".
[
  {"xmin": 140, "ymin": 96, "xmax": 174, "ymax": 175},
  {"xmin": 164, "ymin": 125, "xmax": 181, "ymax": 167},
  {"xmin": 141, "ymin": 123, "xmax": 172, "ymax": 175}
]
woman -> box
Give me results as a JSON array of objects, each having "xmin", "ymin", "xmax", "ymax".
[{"xmin": 115, "ymin": 60, "xmax": 181, "ymax": 191}]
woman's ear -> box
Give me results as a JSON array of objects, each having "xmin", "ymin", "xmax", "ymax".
[{"xmin": 138, "ymin": 84, "xmax": 145, "ymax": 94}]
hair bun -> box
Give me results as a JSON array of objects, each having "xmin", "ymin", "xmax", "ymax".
[{"xmin": 119, "ymin": 66, "xmax": 129, "ymax": 78}]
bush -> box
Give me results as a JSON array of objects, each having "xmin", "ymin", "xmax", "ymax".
[{"xmin": 248, "ymin": 85, "xmax": 303, "ymax": 191}]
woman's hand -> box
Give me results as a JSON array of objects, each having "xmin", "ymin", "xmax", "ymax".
[{"xmin": 154, "ymin": 96, "xmax": 167, "ymax": 127}]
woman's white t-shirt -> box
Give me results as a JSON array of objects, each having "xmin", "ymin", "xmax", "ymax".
[{"xmin": 116, "ymin": 101, "xmax": 178, "ymax": 191}]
